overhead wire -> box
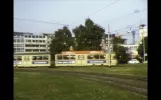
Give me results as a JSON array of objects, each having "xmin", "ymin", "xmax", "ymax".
[
  {"xmin": 14, "ymin": 17, "xmax": 74, "ymax": 26},
  {"xmin": 71, "ymin": 0, "xmax": 122, "ymax": 25},
  {"xmin": 105, "ymin": 8, "xmax": 147, "ymax": 24},
  {"xmin": 87, "ymin": 0, "xmax": 122, "ymax": 17}
]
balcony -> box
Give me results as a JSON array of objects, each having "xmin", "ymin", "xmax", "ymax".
[
  {"xmin": 25, "ymin": 42, "xmax": 47, "ymax": 45},
  {"xmin": 25, "ymin": 47, "xmax": 47, "ymax": 49}
]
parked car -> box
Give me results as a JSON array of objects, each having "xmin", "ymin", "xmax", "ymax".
[{"xmin": 128, "ymin": 59, "xmax": 140, "ymax": 64}]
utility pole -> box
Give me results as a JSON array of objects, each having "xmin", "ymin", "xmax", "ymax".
[
  {"xmin": 142, "ymin": 28, "xmax": 146, "ymax": 63},
  {"xmin": 108, "ymin": 24, "xmax": 111, "ymax": 67},
  {"xmin": 140, "ymin": 24, "xmax": 146, "ymax": 63},
  {"xmin": 132, "ymin": 31, "xmax": 136, "ymax": 44}
]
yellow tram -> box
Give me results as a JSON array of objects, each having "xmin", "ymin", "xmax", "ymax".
[
  {"xmin": 55, "ymin": 51, "xmax": 118, "ymax": 67},
  {"xmin": 14, "ymin": 53, "xmax": 51, "ymax": 67}
]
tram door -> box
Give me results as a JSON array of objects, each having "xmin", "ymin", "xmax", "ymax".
[
  {"xmin": 23, "ymin": 56, "xmax": 31, "ymax": 67},
  {"xmin": 77, "ymin": 55, "xmax": 84, "ymax": 66}
]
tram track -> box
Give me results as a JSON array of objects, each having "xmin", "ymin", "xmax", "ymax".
[
  {"xmin": 14, "ymin": 68, "xmax": 147, "ymax": 97},
  {"xmin": 63, "ymin": 73, "xmax": 147, "ymax": 96}
]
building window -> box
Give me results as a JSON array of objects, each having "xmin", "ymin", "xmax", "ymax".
[
  {"xmin": 32, "ymin": 36, "xmax": 35, "ymax": 38},
  {"xmin": 26, "ymin": 49, "xmax": 32, "ymax": 52},
  {"xmin": 20, "ymin": 48, "xmax": 24, "ymax": 50},
  {"xmin": 14, "ymin": 39, "xmax": 16, "ymax": 42},
  {"xmin": 17, "ymin": 39, "xmax": 20, "ymax": 42},
  {"xmin": 33, "ymin": 40, "xmax": 35, "ymax": 42},
  {"xmin": 26, "ymin": 40, "xmax": 31, "ymax": 42},
  {"xmin": 40, "ymin": 49, "xmax": 46, "ymax": 52},
  {"xmin": 29, "ymin": 36, "xmax": 31, "ymax": 38},
  {"xmin": 17, "ymin": 44, "xmax": 20, "ymax": 47},
  {"xmin": 17, "ymin": 48, "xmax": 21, "ymax": 52},
  {"xmin": 20, "ymin": 39, "xmax": 24, "ymax": 42},
  {"xmin": 40, "ymin": 45, "xmax": 46, "ymax": 47},
  {"xmin": 39, "ymin": 36, "xmax": 42, "ymax": 38},
  {"xmin": 43, "ymin": 36, "xmax": 45, "ymax": 38}
]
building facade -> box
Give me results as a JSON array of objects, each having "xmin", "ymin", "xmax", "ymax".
[
  {"xmin": 120, "ymin": 44, "xmax": 139, "ymax": 59},
  {"xmin": 14, "ymin": 32, "xmax": 54, "ymax": 53},
  {"xmin": 139, "ymin": 25, "xmax": 148, "ymax": 42}
]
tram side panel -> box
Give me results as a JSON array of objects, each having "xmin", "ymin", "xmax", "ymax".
[
  {"xmin": 55, "ymin": 54, "xmax": 77, "ymax": 67},
  {"xmin": 55, "ymin": 54, "xmax": 117, "ymax": 67},
  {"xmin": 85, "ymin": 54, "xmax": 108, "ymax": 66},
  {"xmin": 110, "ymin": 54, "xmax": 118, "ymax": 66},
  {"xmin": 14, "ymin": 54, "xmax": 51, "ymax": 67},
  {"xmin": 14, "ymin": 56, "xmax": 23, "ymax": 67},
  {"xmin": 31, "ymin": 55, "xmax": 51, "ymax": 67}
]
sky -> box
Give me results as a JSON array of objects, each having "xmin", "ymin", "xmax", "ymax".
[{"xmin": 14, "ymin": 0, "xmax": 147, "ymax": 44}]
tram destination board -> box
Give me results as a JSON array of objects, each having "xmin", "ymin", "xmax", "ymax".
[
  {"xmin": 56, "ymin": 61, "xmax": 75, "ymax": 64},
  {"xmin": 87, "ymin": 60, "xmax": 106, "ymax": 64},
  {"xmin": 32, "ymin": 61, "xmax": 48, "ymax": 64}
]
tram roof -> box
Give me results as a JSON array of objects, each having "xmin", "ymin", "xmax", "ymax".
[{"xmin": 60, "ymin": 51, "xmax": 105, "ymax": 54}]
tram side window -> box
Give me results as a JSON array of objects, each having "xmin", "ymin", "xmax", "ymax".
[
  {"xmin": 43, "ymin": 56, "xmax": 49, "ymax": 60},
  {"xmin": 63, "ymin": 55, "xmax": 69, "ymax": 60},
  {"xmin": 32, "ymin": 56, "xmax": 37, "ymax": 60},
  {"xmin": 17, "ymin": 56, "xmax": 22, "ymax": 60},
  {"xmin": 67, "ymin": 55, "xmax": 75, "ymax": 60},
  {"xmin": 70, "ymin": 55, "xmax": 75, "ymax": 60},
  {"xmin": 37, "ymin": 56, "xmax": 42, "ymax": 60},
  {"xmin": 57, "ymin": 55, "xmax": 62, "ymax": 60},
  {"xmin": 94, "ymin": 54, "xmax": 99, "ymax": 59},
  {"xmin": 87, "ymin": 55, "xmax": 93, "ymax": 59},
  {"xmin": 100, "ymin": 54, "xmax": 106, "ymax": 59}
]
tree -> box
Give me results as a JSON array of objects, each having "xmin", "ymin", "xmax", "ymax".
[
  {"xmin": 113, "ymin": 45, "xmax": 130, "ymax": 64},
  {"xmin": 73, "ymin": 18, "xmax": 105, "ymax": 50},
  {"xmin": 113, "ymin": 36, "xmax": 130, "ymax": 64},
  {"xmin": 137, "ymin": 36, "xmax": 148, "ymax": 61},
  {"xmin": 113, "ymin": 36, "xmax": 127, "ymax": 44},
  {"xmin": 50, "ymin": 26, "xmax": 74, "ymax": 60}
]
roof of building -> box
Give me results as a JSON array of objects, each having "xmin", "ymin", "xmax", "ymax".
[
  {"xmin": 14, "ymin": 52, "xmax": 50, "ymax": 55},
  {"xmin": 14, "ymin": 32, "xmax": 33, "ymax": 36}
]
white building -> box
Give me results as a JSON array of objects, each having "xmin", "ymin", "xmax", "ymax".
[
  {"xmin": 120, "ymin": 44, "xmax": 139, "ymax": 58},
  {"xmin": 139, "ymin": 25, "xmax": 148, "ymax": 42},
  {"xmin": 14, "ymin": 32, "xmax": 54, "ymax": 53}
]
